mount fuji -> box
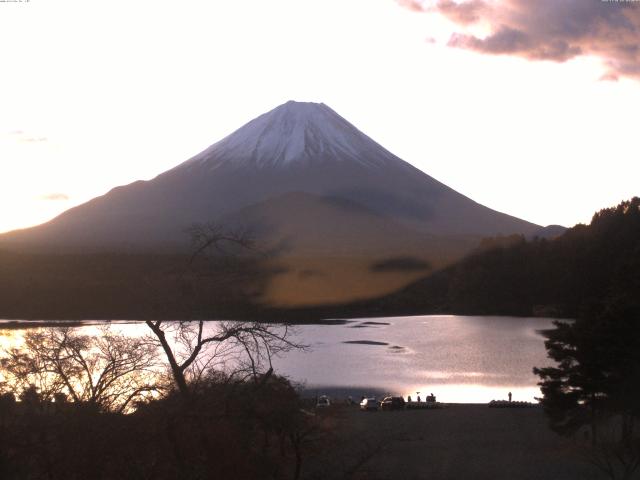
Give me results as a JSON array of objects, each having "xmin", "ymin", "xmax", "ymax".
[
  {"xmin": 1, "ymin": 101, "xmax": 542, "ymax": 305},
  {"xmin": 0, "ymin": 102, "xmax": 552, "ymax": 306}
]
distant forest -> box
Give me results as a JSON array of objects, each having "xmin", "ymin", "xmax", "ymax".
[
  {"xmin": 0, "ymin": 198, "xmax": 638, "ymax": 322},
  {"xmin": 362, "ymin": 197, "xmax": 640, "ymax": 319}
]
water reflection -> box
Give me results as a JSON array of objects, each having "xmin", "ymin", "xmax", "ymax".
[
  {"xmin": 0, "ymin": 315, "xmax": 556, "ymax": 403},
  {"xmin": 271, "ymin": 315, "xmax": 556, "ymax": 403},
  {"xmin": 402, "ymin": 384, "xmax": 541, "ymax": 405},
  {"xmin": 0, "ymin": 329, "xmax": 23, "ymax": 351}
]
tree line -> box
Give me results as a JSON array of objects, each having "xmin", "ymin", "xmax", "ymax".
[{"xmin": 370, "ymin": 197, "xmax": 640, "ymax": 320}]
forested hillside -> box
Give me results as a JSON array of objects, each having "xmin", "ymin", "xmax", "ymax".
[{"xmin": 370, "ymin": 197, "xmax": 640, "ymax": 319}]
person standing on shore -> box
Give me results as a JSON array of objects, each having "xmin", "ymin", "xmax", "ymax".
[{"xmin": 508, "ymin": 392, "xmax": 512, "ymax": 402}]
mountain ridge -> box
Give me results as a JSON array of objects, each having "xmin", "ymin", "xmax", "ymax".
[
  {"xmin": 1, "ymin": 100, "xmax": 540, "ymax": 248},
  {"xmin": 0, "ymin": 100, "xmax": 550, "ymax": 305}
]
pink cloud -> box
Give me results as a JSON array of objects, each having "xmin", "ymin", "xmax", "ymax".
[{"xmin": 401, "ymin": 0, "xmax": 640, "ymax": 80}]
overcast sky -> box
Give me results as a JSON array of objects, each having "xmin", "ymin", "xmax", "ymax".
[{"xmin": 1, "ymin": 0, "xmax": 639, "ymax": 233}]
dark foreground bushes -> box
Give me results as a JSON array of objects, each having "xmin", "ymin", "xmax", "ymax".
[{"xmin": 0, "ymin": 376, "xmax": 320, "ymax": 480}]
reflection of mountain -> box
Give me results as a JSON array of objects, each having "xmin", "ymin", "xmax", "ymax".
[{"xmin": 1, "ymin": 101, "xmax": 542, "ymax": 306}]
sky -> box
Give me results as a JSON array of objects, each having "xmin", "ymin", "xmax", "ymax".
[{"xmin": 1, "ymin": 0, "xmax": 639, "ymax": 233}]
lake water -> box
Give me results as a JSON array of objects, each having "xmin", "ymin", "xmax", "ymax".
[{"xmin": 0, "ymin": 315, "xmax": 557, "ymax": 404}]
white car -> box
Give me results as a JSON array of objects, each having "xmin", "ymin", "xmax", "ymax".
[
  {"xmin": 359, "ymin": 397, "xmax": 379, "ymax": 411},
  {"xmin": 316, "ymin": 395, "xmax": 331, "ymax": 408}
]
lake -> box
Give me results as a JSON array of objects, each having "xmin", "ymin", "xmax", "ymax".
[{"xmin": 0, "ymin": 315, "xmax": 557, "ymax": 404}]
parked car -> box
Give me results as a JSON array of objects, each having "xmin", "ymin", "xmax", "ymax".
[
  {"xmin": 359, "ymin": 397, "xmax": 379, "ymax": 411},
  {"xmin": 380, "ymin": 396, "xmax": 406, "ymax": 411},
  {"xmin": 316, "ymin": 395, "xmax": 331, "ymax": 408}
]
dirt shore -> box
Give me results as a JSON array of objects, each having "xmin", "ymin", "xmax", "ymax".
[{"xmin": 302, "ymin": 404, "xmax": 605, "ymax": 480}]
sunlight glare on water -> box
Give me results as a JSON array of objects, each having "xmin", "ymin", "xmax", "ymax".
[{"xmin": 0, "ymin": 316, "xmax": 557, "ymax": 403}]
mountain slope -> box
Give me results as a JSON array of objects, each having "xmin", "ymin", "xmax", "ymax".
[
  {"xmin": 218, "ymin": 191, "xmax": 480, "ymax": 305},
  {"xmin": 1, "ymin": 101, "xmax": 539, "ymax": 251},
  {"xmin": 222, "ymin": 191, "xmax": 456, "ymax": 256}
]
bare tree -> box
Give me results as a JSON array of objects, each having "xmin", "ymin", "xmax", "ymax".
[
  {"xmin": 146, "ymin": 222, "xmax": 304, "ymax": 397},
  {"xmin": 145, "ymin": 320, "xmax": 302, "ymax": 397},
  {"xmin": 1, "ymin": 326, "xmax": 162, "ymax": 413},
  {"xmin": 186, "ymin": 221, "xmax": 255, "ymax": 264}
]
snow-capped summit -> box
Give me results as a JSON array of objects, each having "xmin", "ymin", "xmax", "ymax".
[
  {"xmin": 1, "ymin": 100, "xmax": 540, "ymax": 254},
  {"xmin": 182, "ymin": 100, "xmax": 398, "ymax": 170}
]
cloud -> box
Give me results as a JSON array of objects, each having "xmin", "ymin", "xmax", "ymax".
[
  {"xmin": 397, "ymin": 0, "xmax": 429, "ymax": 13},
  {"xmin": 5, "ymin": 130, "xmax": 48, "ymax": 142},
  {"xmin": 600, "ymin": 71, "xmax": 620, "ymax": 82},
  {"xmin": 437, "ymin": 0, "xmax": 488, "ymax": 24},
  {"xmin": 400, "ymin": 0, "xmax": 640, "ymax": 80},
  {"xmin": 41, "ymin": 193, "xmax": 70, "ymax": 201}
]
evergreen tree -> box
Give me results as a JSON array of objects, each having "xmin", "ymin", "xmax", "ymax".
[{"xmin": 534, "ymin": 288, "xmax": 640, "ymax": 478}]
